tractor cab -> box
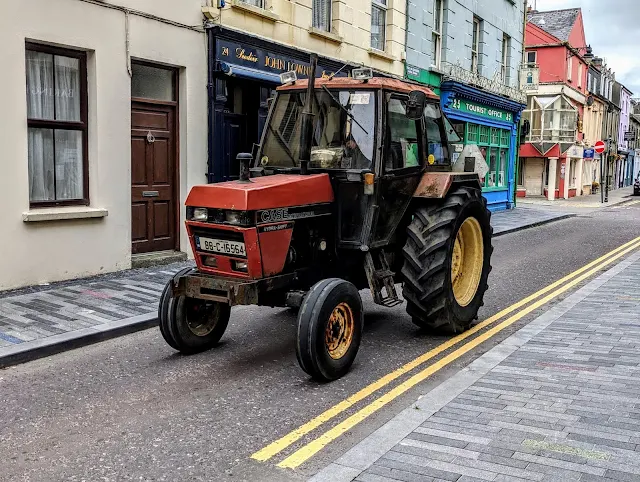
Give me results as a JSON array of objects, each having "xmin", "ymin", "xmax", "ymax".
[{"xmin": 251, "ymin": 73, "xmax": 462, "ymax": 251}]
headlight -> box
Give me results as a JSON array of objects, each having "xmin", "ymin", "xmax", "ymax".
[
  {"xmin": 192, "ymin": 207, "xmax": 208, "ymax": 221},
  {"xmin": 225, "ymin": 211, "xmax": 245, "ymax": 225}
]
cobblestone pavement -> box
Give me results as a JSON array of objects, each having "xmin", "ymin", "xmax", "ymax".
[
  {"xmin": 314, "ymin": 251, "xmax": 640, "ymax": 482},
  {"xmin": 0, "ymin": 261, "xmax": 192, "ymax": 349}
]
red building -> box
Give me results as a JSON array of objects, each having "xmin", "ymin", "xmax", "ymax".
[{"xmin": 518, "ymin": 8, "xmax": 592, "ymax": 200}]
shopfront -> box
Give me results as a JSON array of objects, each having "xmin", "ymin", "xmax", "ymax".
[
  {"xmin": 440, "ymin": 81, "xmax": 525, "ymax": 211},
  {"xmin": 205, "ymin": 26, "xmax": 350, "ymax": 183}
]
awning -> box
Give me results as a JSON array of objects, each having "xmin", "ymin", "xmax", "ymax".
[{"xmin": 218, "ymin": 61, "xmax": 281, "ymax": 84}]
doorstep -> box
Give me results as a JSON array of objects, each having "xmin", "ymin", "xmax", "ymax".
[{"xmin": 131, "ymin": 250, "xmax": 188, "ymax": 269}]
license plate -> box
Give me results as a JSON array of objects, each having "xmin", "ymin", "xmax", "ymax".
[{"xmin": 196, "ymin": 237, "xmax": 246, "ymax": 257}]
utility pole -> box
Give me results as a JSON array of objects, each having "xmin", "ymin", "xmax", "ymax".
[
  {"xmin": 605, "ymin": 135, "xmax": 611, "ymax": 202},
  {"xmin": 600, "ymin": 148, "xmax": 604, "ymax": 203}
]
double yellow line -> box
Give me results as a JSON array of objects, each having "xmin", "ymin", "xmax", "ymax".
[{"xmin": 252, "ymin": 236, "xmax": 640, "ymax": 469}]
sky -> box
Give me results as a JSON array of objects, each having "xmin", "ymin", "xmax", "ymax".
[{"xmin": 532, "ymin": 0, "xmax": 640, "ymax": 95}]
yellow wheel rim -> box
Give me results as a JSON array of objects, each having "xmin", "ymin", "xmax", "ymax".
[
  {"xmin": 451, "ymin": 217, "xmax": 484, "ymax": 307},
  {"xmin": 325, "ymin": 302, "xmax": 354, "ymax": 360}
]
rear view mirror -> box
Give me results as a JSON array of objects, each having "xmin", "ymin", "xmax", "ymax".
[{"xmin": 406, "ymin": 90, "xmax": 427, "ymax": 120}]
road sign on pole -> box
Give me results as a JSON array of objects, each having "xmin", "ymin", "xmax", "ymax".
[{"xmin": 594, "ymin": 140, "xmax": 606, "ymax": 154}]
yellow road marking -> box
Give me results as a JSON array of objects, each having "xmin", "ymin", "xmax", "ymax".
[
  {"xmin": 277, "ymin": 240, "xmax": 640, "ymax": 468},
  {"xmin": 251, "ymin": 236, "xmax": 640, "ymax": 462}
]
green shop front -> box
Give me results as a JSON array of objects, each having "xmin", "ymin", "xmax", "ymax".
[{"xmin": 440, "ymin": 81, "xmax": 525, "ymax": 211}]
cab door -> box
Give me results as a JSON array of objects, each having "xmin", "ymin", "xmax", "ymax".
[{"xmin": 369, "ymin": 93, "xmax": 424, "ymax": 248}]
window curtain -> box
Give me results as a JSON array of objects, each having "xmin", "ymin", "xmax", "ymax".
[
  {"xmin": 313, "ymin": 0, "xmax": 330, "ymax": 31},
  {"xmin": 26, "ymin": 50, "xmax": 82, "ymax": 201},
  {"xmin": 371, "ymin": 5, "xmax": 385, "ymax": 50}
]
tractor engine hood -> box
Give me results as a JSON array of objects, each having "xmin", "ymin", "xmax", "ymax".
[{"xmin": 186, "ymin": 173, "xmax": 334, "ymax": 211}]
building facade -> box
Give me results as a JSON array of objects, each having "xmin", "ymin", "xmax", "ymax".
[
  {"xmin": 519, "ymin": 8, "xmax": 591, "ymax": 201},
  {"xmin": 202, "ymin": 0, "xmax": 407, "ymax": 183},
  {"xmin": 405, "ymin": 0, "xmax": 526, "ymax": 211},
  {"xmin": 613, "ymin": 82, "xmax": 634, "ymax": 187},
  {"xmin": 0, "ymin": 0, "xmax": 209, "ymax": 290},
  {"xmin": 631, "ymin": 104, "xmax": 640, "ymax": 183}
]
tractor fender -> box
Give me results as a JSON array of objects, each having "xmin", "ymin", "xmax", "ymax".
[{"xmin": 413, "ymin": 172, "xmax": 482, "ymax": 199}]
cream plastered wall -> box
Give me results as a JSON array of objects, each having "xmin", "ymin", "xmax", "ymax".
[
  {"xmin": 202, "ymin": 0, "xmax": 406, "ymax": 77},
  {"xmin": 584, "ymin": 98, "xmax": 605, "ymax": 148},
  {"xmin": 0, "ymin": 0, "xmax": 207, "ymax": 290}
]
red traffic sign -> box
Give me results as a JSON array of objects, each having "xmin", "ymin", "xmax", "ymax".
[{"xmin": 594, "ymin": 140, "xmax": 606, "ymax": 154}]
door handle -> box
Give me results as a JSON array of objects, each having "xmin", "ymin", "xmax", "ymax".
[{"xmin": 142, "ymin": 190, "xmax": 159, "ymax": 197}]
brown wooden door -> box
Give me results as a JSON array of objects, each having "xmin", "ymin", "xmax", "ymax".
[{"xmin": 131, "ymin": 102, "xmax": 176, "ymax": 254}]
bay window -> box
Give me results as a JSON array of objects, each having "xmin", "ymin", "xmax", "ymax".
[{"xmin": 521, "ymin": 95, "xmax": 578, "ymax": 143}]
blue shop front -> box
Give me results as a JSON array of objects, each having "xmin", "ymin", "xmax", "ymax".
[
  {"xmin": 440, "ymin": 81, "xmax": 525, "ymax": 211},
  {"xmin": 205, "ymin": 26, "xmax": 350, "ymax": 183}
]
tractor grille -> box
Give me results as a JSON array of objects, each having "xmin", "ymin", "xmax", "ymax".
[{"xmin": 190, "ymin": 228, "xmax": 244, "ymax": 243}]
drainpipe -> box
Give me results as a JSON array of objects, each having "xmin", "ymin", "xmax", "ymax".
[{"xmin": 206, "ymin": 27, "xmax": 215, "ymax": 183}]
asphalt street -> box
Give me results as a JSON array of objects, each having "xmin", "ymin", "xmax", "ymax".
[{"xmin": 1, "ymin": 202, "xmax": 639, "ymax": 482}]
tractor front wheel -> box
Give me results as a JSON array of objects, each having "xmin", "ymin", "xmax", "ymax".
[
  {"xmin": 163, "ymin": 291, "xmax": 230, "ymax": 354},
  {"xmin": 296, "ymin": 279, "xmax": 363, "ymax": 382},
  {"xmin": 402, "ymin": 186, "xmax": 493, "ymax": 334},
  {"xmin": 158, "ymin": 268, "xmax": 193, "ymax": 350}
]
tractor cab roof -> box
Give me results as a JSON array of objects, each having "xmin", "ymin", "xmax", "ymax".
[{"xmin": 277, "ymin": 77, "xmax": 439, "ymax": 100}]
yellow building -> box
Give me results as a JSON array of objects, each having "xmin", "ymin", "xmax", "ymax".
[
  {"xmin": 201, "ymin": 0, "xmax": 407, "ymax": 182},
  {"xmin": 582, "ymin": 96, "xmax": 606, "ymax": 193}
]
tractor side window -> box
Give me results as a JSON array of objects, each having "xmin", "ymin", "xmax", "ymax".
[
  {"xmin": 385, "ymin": 98, "xmax": 420, "ymax": 171},
  {"xmin": 423, "ymin": 103, "xmax": 449, "ymax": 165}
]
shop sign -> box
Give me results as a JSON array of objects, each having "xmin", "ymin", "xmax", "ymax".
[
  {"xmin": 449, "ymin": 98, "xmax": 514, "ymax": 123},
  {"xmin": 217, "ymin": 39, "xmax": 345, "ymax": 79},
  {"xmin": 565, "ymin": 145, "xmax": 584, "ymax": 158}
]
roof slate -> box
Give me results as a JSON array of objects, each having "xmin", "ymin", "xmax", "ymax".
[{"xmin": 528, "ymin": 8, "xmax": 580, "ymax": 42}]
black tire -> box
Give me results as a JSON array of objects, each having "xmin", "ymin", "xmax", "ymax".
[
  {"xmin": 166, "ymin": 294, "xmax": 231, "ymax": 355},
  {"xmin": 296, "ymin": 279, "xmax": 363, "ymax": 382},
  {"xmin": 402, "ymin": 186, "xmax": 493, "ymax": 334},
  {"xmin": 158, "ymin": 268, "xmax": 193, "ymax": 350}
]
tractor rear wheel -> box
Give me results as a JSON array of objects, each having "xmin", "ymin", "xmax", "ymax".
[
  {"xmin": 296, "ymin": 279, "xmax": 363, "ymax": 382},
  {"xmin": 165, "ymin": 294, "xmax": 230, "ymax": 354},
  {"xmin": 402, "ymin": 186, "xmax": 492, "ymax": 334}
]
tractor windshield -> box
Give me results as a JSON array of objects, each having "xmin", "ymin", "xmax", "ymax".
[{"xmin": 260, "ymin": 89, "xmax": 376, "ymax": 170}]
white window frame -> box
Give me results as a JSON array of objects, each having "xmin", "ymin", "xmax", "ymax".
[
  {"xmin": 371, "ymin": 0, "xmax": 387, "ymax": 52},
  {"xmin": 471, "ymin": 17, "xmax": 481, "ymax": 73},
  {"xmin": 312, "ymin": 0, "xmax": 332, "ymax": 32},
  {"xmin": 578, "ymin": 63, "xmax": 583, "ymax": 88},
  {"xmin": 501, "ymin": 34, "xmax": 510, "ymax": 83},
  {"xmin": 567, "ymin": 56, "xmax": 573, "ymax": 81},
  {"xmin": 238, "ymin": 0, "xmax": 264, "ymax": 7},
  {"xmin": 432, "ymin": 0, "xmax": 444, "ymax": 68},
  {"xmin": 526, "ymin": 50, "xmax": 537, "ymax": 67}
]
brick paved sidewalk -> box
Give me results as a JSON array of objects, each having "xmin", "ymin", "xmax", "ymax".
[
  {"xmin": 313, "ymin": 250, "xmax": 640, "ymax": 482},
  {"xmin": 491, "ymin": 206, "xmax": 575, "ymax": 237},
  {"xmin": 0, "ymin": 261, "xmax": 192, "ymax": 366}
]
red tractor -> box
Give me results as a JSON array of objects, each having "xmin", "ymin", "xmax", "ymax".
[{"xmin": 159, "ymin": 64, "xmax": 493, "ymax": 381}]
